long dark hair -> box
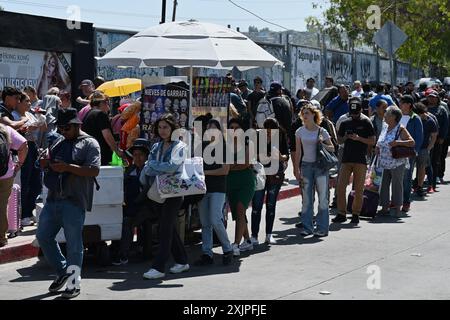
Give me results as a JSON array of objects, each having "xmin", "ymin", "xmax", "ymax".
[{"xmin": 153, "ymin": 113, "xmax": 179, "ymax": 139}]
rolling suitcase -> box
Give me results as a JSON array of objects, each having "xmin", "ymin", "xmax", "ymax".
[
  {"xmin": 347, "ymin": 189, "xmax": 379, "ymax": 218},
  {"xmin": 7, "ymin": 184, "xmax": 21, "ymax": 238}
]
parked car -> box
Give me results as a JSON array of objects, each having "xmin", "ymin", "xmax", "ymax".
[{"xmin": 414, "ymin": 78, "xmax": 442, "ymax": 89}]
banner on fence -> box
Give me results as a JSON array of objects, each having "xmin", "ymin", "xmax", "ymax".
[
  {"xmin": 291, "ymin": 46, "xmax": 322, "ymax": 92},
  {"xmin": 326, "ymin": 51, "xmax": 353, "ymax": 85},
  {"xmin": 356, "ymin": 53, "xmax": 377, "ymax": 83}
]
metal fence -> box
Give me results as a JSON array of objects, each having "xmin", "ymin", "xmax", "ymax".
[{"xmin": 95, "ymin": 28, "xmax": 423, "ymax": 94}]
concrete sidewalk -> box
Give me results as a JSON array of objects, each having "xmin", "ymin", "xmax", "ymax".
[
  {"xmin": 0, "ymin": 169, "xmax": 301, "ymax": 265},
  {"xmin": 1, "ymin": 160, "xmax": 450, "ymax": 300}
]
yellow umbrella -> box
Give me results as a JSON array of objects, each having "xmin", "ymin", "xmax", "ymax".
[{"xmin": 96, "ymin": 78, "xmax": 142, "ymax": 97}]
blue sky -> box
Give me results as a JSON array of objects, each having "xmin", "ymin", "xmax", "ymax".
[{"xmin": 0, "ymin": 0, "xmax": 329, "ymax": 32}]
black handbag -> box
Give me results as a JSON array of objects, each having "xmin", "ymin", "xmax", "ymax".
[
  {"xmin": 391, "ymin": 127, "xmax": 416, "ymax": 159},
  {"xmin": 316, "ymin": 128, "xmax": 338, "ymax": 170}
]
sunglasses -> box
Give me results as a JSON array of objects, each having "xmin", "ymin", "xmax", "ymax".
[{"xmin": 58, "ymin": 124, "xmax": 73, "ymax": 132}]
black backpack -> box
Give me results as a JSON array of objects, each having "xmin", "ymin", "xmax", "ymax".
[{"xmin": 0, "ymin": 130, "xmax": 10, "ymax": 177}]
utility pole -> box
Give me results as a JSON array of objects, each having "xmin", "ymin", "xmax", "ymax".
[
  {"xmin": 172, "ymin": 0, "xmax": 178, "ymax": 22},
  {"xmin": 160, "ymin": 0, "xmax": 167, "ymax": 24}
]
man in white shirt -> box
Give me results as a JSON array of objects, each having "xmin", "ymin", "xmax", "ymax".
[
  {"xmin": 304, "ymin": 78, "xmax": 319, "ymax": 100},
  {"xmin": 351, "ymin": 80, "xmax": 364, "ymax": 98}
]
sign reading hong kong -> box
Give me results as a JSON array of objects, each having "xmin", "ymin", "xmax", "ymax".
[{"xmin": 0, "ymin": 46, "xmax": 72, "ymax": 99}]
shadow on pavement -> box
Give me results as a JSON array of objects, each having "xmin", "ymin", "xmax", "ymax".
[
  {"xmin": 279, "ymin": 217, "xmax": 299, "ymax": 226},
  {"xmin": 329, "ymin": 223, "xmax": 362, "ymax": 232},
  {"xmin": 271, "ymin": 228, "xmax": 323, "ymax": 246}
]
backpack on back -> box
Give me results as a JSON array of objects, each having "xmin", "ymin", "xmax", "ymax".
[
  {"xmin": 0, "ymin": 130, "xmax": 10, "ymax": 177},
  {"xmin": 255, "ymin": 97, "xmax": 276, "ymax": 128}
]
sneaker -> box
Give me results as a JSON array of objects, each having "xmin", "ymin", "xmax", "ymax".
[
  {"xmin": 232, "ymin": 243, "xmax": 240, "ymax": 256},
  {"xmin": 61, "ymin": 287, "xmax": 80, "ymax": 299},
  {"xmin": 392, "ymin": 209, "xmax": 403, "ymax": 218},
  {"xmin": 295, "ymin": 222, "xmax": 303, "ymax": 228},
  {"xmin": 313, "ymin": 231, "xmax": 328, "ymax": 238},
  {"xmin": 415, "ymin": 188, "xmax": 425, "ymax": 197},
  {"xmin": 265, "ymin": 234, "xmax": 277, "ymax": 245},
  {"xmin": 377, "ymin": 209, "xmax": 390, "ymax": 215},
  {"xmin": 194, "ymin": 254, "xmax": 213, "ymax": 266},
  {"xmin": 427, "ymin": 186, "xmax": 435, "ymax": 194},
  {"xmin": 438, "ymin": 177, "xmax": 445, "ymax": 184},
  {"xmin": 250, "ymin": 236, "xmax": 259, "ymax": 246},
  {"xmin": 332, "ymin": 214, "xmax": 347, "ymax": 223},
  {"xmin": 48, "ymin": 274, "xmax": 70, "ymax": 293},
  {"xmin": 169, "ymin": 264, "xmax": 190, "ymax": 274},
  {"xmin": 222, "ymin": 251, "xmax": 233, "ymax": 266},
  {"xmin": 21, "ymin": 218, "xmax": 34, "ymax": 227},
  {"xmin": 401, "ymin": 203, "xmax": 410, "ymax": 213},
  {"xmin": 143, "ymin": 268, "xmax": 165, "ymax": 280},
  {"xmin": 300, "ymin": 230, "xmax": 313, "ymax": 237},
  {"xmin": 350, "ymin": 215, "xmax": 360, "ymax": 224},
  {"xmin": 239, "ymin": 239, "xmax": 254, "ymax": 252},
  {"xmin": 112, "ymin": 258, "xmax": 129, "ymax": 266}
]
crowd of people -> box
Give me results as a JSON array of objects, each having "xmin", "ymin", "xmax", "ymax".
[{"xmin": 0, "ymin": 74, "xmax": 449, "ymax": 298}]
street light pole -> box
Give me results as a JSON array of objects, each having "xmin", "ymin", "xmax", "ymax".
[
  {"xmin": 161, "ymin": 0, "xmax": 167, "ymax": 24},
  {"xmin": 172, "ymin": 0, "xmax": 178, "ymax": 22}
]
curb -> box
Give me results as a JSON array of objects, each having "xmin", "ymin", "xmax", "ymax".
[
  {"xmin": 0, "ymin": 243, "xmax": 39, "ymax": 265},
  {"xmin": 0, "ymin": 186, "xmax": 302, "ymax": 265}
]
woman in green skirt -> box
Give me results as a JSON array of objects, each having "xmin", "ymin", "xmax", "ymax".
[{"xmin": 227, "ymin": 118, "xmax": 256, "ymax": 257}]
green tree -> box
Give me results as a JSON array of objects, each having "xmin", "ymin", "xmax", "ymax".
[{"xmin": 308, "ymin": 0, "xmax": 450, "ymax": 72}]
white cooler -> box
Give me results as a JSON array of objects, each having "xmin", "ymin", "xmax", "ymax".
[{"xmin": 37, "ymin": 166, "xmax": 124, "ymax": 243}]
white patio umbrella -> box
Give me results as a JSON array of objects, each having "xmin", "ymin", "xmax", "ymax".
[
  {"xmin": 98, "ymin": 20, "xmax": 283, "ymax": 128},
  {"xmin": 98, "ymin": 20, "xmax": 283, "ymax": 69}
]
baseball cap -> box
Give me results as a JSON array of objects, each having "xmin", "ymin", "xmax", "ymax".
[
  {"xmin": 349, "ymin": 98, "xmax": 362, "ymax": 114},
  {"xmin": 269, "ymin": 82, "xmax": 282, "ymax": 93},
  {"xmin": 237, "ymin": 80, "xmax": 249, "ymax": 88},
  {"xmin": 79, "ymin": 79, "xmax": 94, "ymax": 89},
  {"xmin": 425, "ymin": 89, "xmax": 439, "ymax": 98},
  {"xmin": 128, "ymin": 138, "xmax": 151, "ymax": 155}
]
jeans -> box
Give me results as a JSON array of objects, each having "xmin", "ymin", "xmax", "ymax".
[
  {"xmin": 151, "ymin": 197, "xmax": 188, "ymax": 273},
  {"xmin": 301, "ymin": 162, "xmax": 329, "ymax": 234},
  {"xmin": 21, "ymin": 141, "xmax": 42, "ymax": 219},
  {"xmin": 337, "ymin": 162, "xmax": 367, "ymax": 216},
  {"xmin": 251, "ymin": 183, "xmax": 282, "ymax": 237},
  {"xmin": 198, "ymin": 193, "xmax": 232, "ymax": 257},
  {"xmin": 36, "ymin": 200, "xmax": 86, "ymax": 277},
  {"xmin": 403, "ymin": 157, "xmax": 416, "ymax": 204}
]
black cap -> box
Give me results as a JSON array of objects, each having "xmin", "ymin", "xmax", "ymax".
[
  {"xmin": 349, "ymin": 98, "xmax": 362, "ymax": 114},
  {"xmin": 55, "ymin": 108, "xmax": 82, "ymax": 125},
  {"xmin": 237, "ymin": 80, "xmax": 248, "ymax": 88},
  {"xmin": 128, "ymin": 138, "xmax": 151, "ymax": 155},
  {"xmin": 269, "ymin": 82, "xmax": 282, "ymax": 93},
  {"xmin": 400, "ymin": 95, "xmax": 414, "ymax": 106}
]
